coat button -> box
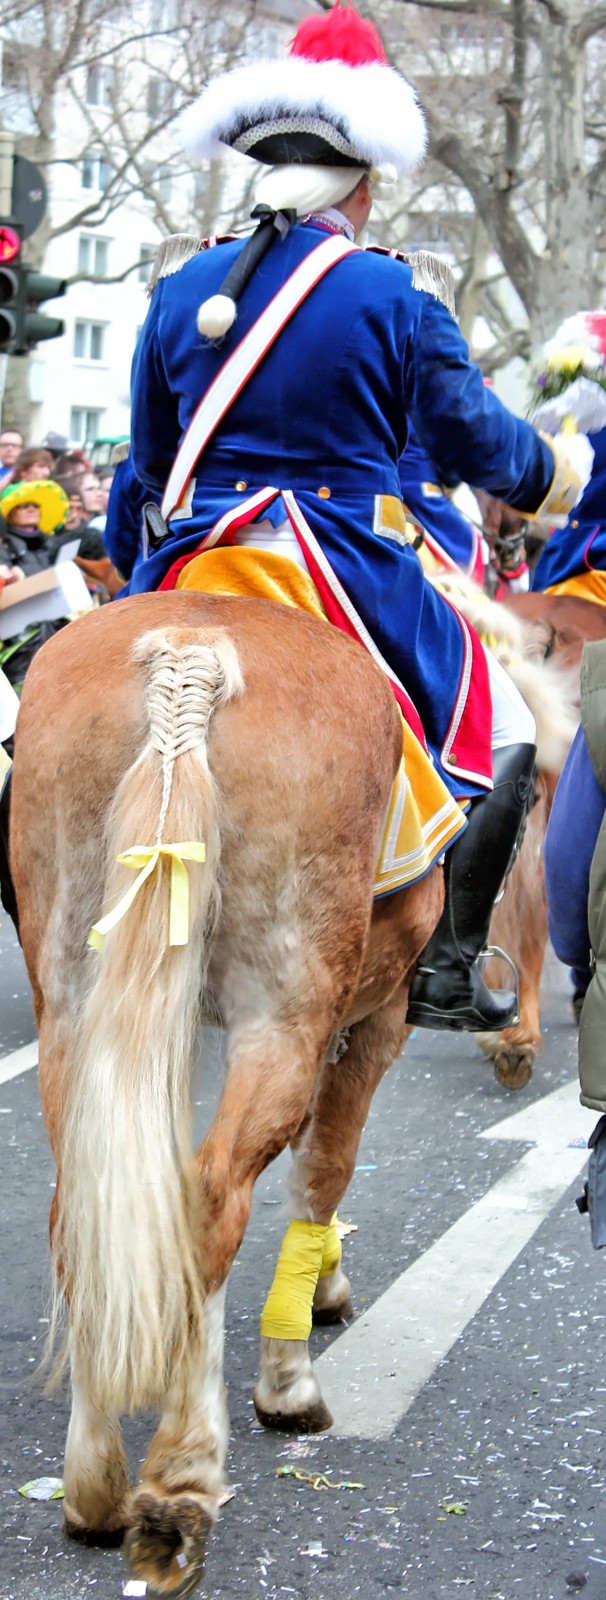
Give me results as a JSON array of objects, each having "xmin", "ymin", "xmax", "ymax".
[
  {"xmin": 318, "ymin": 486, "xmax": 331, "ymax": 498},
  {"xmin": 571, "ymin": 519, "xmax": 578, "ymax": 527},
  {"xmin": 235, "ymin": 480, "xmax": 247, "ymax": 491},
  {"xmin": 448, "ymin": 752, "xmax": 458, "ymax": 765}
]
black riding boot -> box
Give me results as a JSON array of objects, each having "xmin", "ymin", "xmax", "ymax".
[{"xmin": 406, "ymin": 742, "xmax": 537, "ymax": 1032}]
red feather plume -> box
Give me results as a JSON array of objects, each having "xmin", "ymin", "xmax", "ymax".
[{"xmin": 290, "ymin": 1, "xmax": 387, "ymax": 67}]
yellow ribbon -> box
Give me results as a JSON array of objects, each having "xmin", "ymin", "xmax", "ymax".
[{"xmin": 88, "ymin": 841, "xmax": 206, "ymax": 951}]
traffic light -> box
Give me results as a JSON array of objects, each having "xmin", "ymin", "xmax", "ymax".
[
  {"xmin": 18, "ymin": 270, "xmax": 67, "ymax": 351},
  {"xmin": 0, "ymin": 219, "xmax": 66, "ymax": 354}
]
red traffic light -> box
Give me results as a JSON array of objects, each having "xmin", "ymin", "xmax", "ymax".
[{"xmin": 0, "ymin": 225, "xmax": 20, "ymax": 262}]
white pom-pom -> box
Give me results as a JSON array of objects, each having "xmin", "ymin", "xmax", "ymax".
[{"xmin": 196, "ymin": 293, "xmax": 236, "ymax": 338}]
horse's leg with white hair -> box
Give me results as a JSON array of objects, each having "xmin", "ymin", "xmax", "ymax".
[{"xmin": 254, "ymin": 984, "xmax": 412, "ymax": 1433}]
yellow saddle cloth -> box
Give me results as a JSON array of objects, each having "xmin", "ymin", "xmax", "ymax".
[
  {"xmin": 176, "ymin": 545, "xmax": 466, "ymax": 896},
  {"xmin": 545, "ymin": 569, "xmax": 606, "ymax": 609}
]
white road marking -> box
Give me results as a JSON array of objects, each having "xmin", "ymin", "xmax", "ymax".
[
  {"xmin": 0, "ymin": 1041, "xmax": 38, "ymax": 1085},
  {"xmin": 314, "ymin": 1079, "xmax": 596, "ymax": 1438}
]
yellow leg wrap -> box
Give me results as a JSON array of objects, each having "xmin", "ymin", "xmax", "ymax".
[
  {"xmin": 318, "ymin": 1212, "xmax": 342, "ymax": 1279},
  {"xmin": 260, "ymin": 1220, "xmax": 328, "ymax": 1341}
]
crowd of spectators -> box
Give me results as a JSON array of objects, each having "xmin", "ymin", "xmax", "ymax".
[{"xmin": 0, "ymin": 426, "xmax": 122, "ymax": 687}]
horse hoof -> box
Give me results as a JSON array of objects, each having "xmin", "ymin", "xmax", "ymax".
[
  {"xmin": 253, "ymin": 1396, "xmax": 334, "ymax": 1434},
  {"xmin": 123, "ymin": 1486, "xmax": 214, "ymax": 1598},
  {"xmin": 313, "ymin": 1264, "xmax": 353, "ymax": 1325},
  {"xmin": 493, "ymin": 1046, "xmax": 534, "ymax": 1091},
  {"xmin": 64, "ymin": 1511, "xmax": 127, "ymax": 1548},
  {"xmin": 254, "ymin": 1336, "xmax": 333, "ymax": 1433}
]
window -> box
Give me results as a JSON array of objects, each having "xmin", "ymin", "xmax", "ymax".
[
  {"xmin": 82, "ymin": 151, "xmax": 111, "ymax": 191},
  {"xmin": 78, "ymin": 235, "xmax": 109, "ymax": 276},
  {"xmin": 74, "ymin": 320, "xmax": 106, "ymax": 361},
  {"xmin": 86, "ymin": 64, "xmax": 114, "ymax": 107},
  {"xmin": 138, "ymin": 243, "xmax": 156, "ymax": 284},
  {"xmin": 147, "ymin": 78, "xmax": 173, "ymax": 118},
  {"xmin": 70, "ymin": 408, "xmax": 104, "ymax": 446}
]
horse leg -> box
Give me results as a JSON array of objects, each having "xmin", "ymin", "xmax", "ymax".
[
  {"xmin": 479, "ymin": 774, "xmax": 550, "ymax": 1090},
  {"xmin": 124, "ymin": 1016, "xmax": 332, "ymax": 1594},
  {"xmin": 253, "ymin": 984, "xmax": 411, "ymax": 1433}
]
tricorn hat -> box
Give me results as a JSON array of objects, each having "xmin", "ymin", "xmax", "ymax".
[
  {"xmin": 180, "ymin": 1, "xmax": 426, "ymax": 176},
  {"xmin": 180, "ymin": 2, "xmax": 426, "ymax": 340}
]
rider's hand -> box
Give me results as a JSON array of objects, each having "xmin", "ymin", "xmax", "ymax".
[{"xmin": 532, "ymin": 430, "xmax": 595, "ymax": 525}]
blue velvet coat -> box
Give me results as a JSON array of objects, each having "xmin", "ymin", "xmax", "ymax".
[
  {"xmin": 533, "ymin": 428, "xmax": 606, "ymax": 590},
  {"xmin": 128, "ymin": 219, "xmax": 553, "ymax": 794},
  {"xmin": 398, "ymin": 421, "xmax": 480, "ymax": 574}
]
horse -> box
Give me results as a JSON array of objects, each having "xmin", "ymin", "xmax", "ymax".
[
  {"xmin": 429, "ymin": 571, "xmax": 581, "ymax": 1092},
  {"xmin": 10, "ymin": 590, "xmax": 445, "ymax": 1596},
  {"xmin": 480, "ymin": 588, "xmax": 606, "ymax": 1087}
]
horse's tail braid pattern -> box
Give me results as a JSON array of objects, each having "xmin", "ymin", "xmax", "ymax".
[{"xmin": 135, "ymin": 629, "xmax": 244, "ymax": 845}]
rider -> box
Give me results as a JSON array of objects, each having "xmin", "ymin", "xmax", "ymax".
[
  {"xmin": 530, "ymin": 312, "xmax": 606, "ymax": 600},
  {"xmin": 127, "ymin": 1, "xmax": 590, "ymax": 1034}
]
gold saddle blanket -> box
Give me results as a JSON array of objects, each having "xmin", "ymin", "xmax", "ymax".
[{"xmin": 176, "ymin": 544, "xmax": 465, "ymax": 896}]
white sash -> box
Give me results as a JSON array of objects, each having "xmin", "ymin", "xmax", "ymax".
[{"xmin": 161, "ymin": 232, "xmax": 357, "ymax": 521}]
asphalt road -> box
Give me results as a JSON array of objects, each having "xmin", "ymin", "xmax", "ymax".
[{"xmin": 1, "ymin": 903, "xmax": 606, "ymax": 1600}]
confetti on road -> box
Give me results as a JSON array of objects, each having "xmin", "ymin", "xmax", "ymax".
[{"xmin": 277, "ymin": 1466, "xmax": 364, "ymax": 1490}]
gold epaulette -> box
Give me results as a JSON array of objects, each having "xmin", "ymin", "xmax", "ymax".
[
  {"xmin": 146, "ymin": 233, "xmax": 238, "ymax": 296},
  {"xmin": 367, "ymin": 245, "xmax": 456, "ymax": 318}
]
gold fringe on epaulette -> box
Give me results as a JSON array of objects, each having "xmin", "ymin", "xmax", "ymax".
[
  {"xmin": 146, "ymin": 234, "xmax": 206, "ymax": 296},
  {"xmin": 402, "ymin": 250, "xmax": 456, "ymax": 318},
  {"xmin": 110, "ymin": 440, "xmax": 130, "ymax": 466}
]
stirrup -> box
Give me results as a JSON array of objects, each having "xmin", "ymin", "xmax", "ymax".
[{"xmin": 478, "ymin": 945, "xmax": 520, "ymax": 1027}]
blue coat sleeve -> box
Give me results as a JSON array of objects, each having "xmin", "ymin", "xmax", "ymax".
[
  {"xmin": 544, "ymin": 724, "xmax": 606, "ymax": 969},
  {"xmin": 104, "ymin": 457, "xmax": 158, "ymax": 580},
  {"xmin": 130, "ymin": 286, "xmax": 181, "ymax": 493},
  {"xmin": 406, "ymin": 294, "xmax": 554, "ymax": 512}
]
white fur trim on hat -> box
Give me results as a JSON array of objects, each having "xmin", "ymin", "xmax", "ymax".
[{"xmin": 178, "ymin": 56, "xmax": 427, "ymax": 176}]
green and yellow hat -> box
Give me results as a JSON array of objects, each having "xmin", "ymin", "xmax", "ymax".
[{"xmin": 0, "ymin": 478, "xmax": 69, "ymax": 534}]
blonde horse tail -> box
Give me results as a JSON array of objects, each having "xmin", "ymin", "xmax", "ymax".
[{"xmin": 54, "ymin": 625, "xmax": 243, "ymax": 1415}]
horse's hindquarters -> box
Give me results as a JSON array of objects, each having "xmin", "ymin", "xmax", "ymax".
[{"xmin": 9, "ymin": 592, "xmax": 405, "ymax": 1580}]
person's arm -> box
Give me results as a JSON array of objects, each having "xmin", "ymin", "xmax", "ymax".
[
  {"xmin": 130, "ymin": 286, "xmax": 181, "ymax": 493},
  {"xmin": 103, "ymin": 458, "xmax": 149, "ymax": 581},
  {"xmin": 406, "ymin": 292, "xmax": 582, "ymax": 517},
  {"xmin": 544, "ymin": 724, "xmax": 606, "ymax": 969}
]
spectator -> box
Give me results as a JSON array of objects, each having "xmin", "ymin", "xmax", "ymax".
[
  {"xmin": 12, "ymin": 446, "xmax": 54, "ymax": 482},
  {"xmin": 53, "ymin": 449, "xmax": 90, "ymax": 482},
  {"xmin": 0, "ymin": 428, "xmax": 23, "ymax": 485},
  {"xmin": 41, "ymin": 431, "xmax": 69, "ymax": 461},
  {"xmin": 0, "ymin": 481, "xmax": 69, "ymax": 571},
  {"xmin": 53, "ymin": 474, "xmax": 123, "ymax": 598},
  {"xmin": 60, "ymin": 489, "xmax": 86, "ymax": 530},
  {"xmin": 87, "ymin": 467, "xmax": 114, "ymax": 533},
  {"xmin": 0, "ymin": 479, "xmax": 70, "ymax": 686},
  {"xmin": 79, "ymin": 471, "xmax": 106, "ymax": 520}
]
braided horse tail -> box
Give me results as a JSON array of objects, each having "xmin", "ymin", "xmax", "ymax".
[{"xmin": 53, "ymin": 626, "xmax": 243, "ymax": 1416}]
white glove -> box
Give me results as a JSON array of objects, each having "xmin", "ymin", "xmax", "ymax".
[
  {"xmin": 554, "ymin": 430, "xmax": 595, "ymax": 501},
  {"xmin": 532, "ymin": 430, "xmax": 595, "ymax": 524}
]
